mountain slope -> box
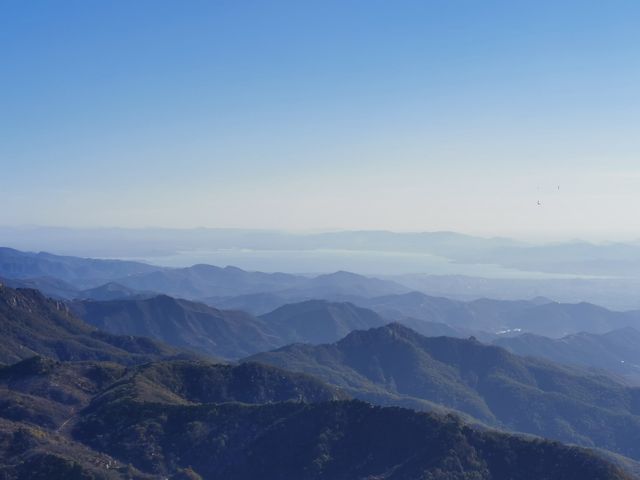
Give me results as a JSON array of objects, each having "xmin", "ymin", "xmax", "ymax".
[
  {"xmin": 91, "ymin": 359, "xmax": 348, "ymax": 407},
  {"xmin": 259, "ymin": 299, "xmax": 387, "ymax": 344},
  {"xmin": 75, "ymin": 397, "xmax": 630, "ymax": 480},
  {"xmin": 0, "ymin": 357, "xmax": 343, "ymax": 431},
  {"xmin": 249, "ymin": 323, "xmax": 640, "ymax": 461},
  {"xmin": 0, "ymin": 356, "xmax": 345, "ymax": 479},
  {"xmin": 0, "ymin": 351, "xmax": 628, "ymax": 479},
  {"xmin": 0, "ymin": 284, "xmax": 182, "ymax": 365},
  {"xmin": 115, "ymin": 264, "xmax": 303, "ymax": 299},
  {"xmin": 73, "ymin": 295, "xmax": 281, "ymax": 360}
]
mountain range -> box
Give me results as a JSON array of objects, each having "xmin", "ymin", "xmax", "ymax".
[
  {"xmin": 6, "ymin": 245, "xmax": 640, "ymax": 477},
  {"xmin": 0, "ymin": 246, "xmax": 157, "ymax": 288},
  {"xmin": 0, "ymin": 353, "xmax": 629, "ymax": 480},
  {"xmin": 249, "ymin": 323, "xmax": 640, "ymax": 461},
  {"xmin": 0, "ymin": 282, "xmax": 639, "ymax": 477},
  {"xmin": 72, "ymin": 297, "xmax": 387, "ymax": 359},
  {"xmin": 7, "ymin": 227, "xmax": 640, "ymax": 280},
  {"xmin": 7, "ymin": 246, "xmax": 640, "ymax": 341},
  {"xmin": 72, "ymin": 295, "xmax": 281, "ymax": 359},
  {"xmin": 354, "ymin": 291, "xmax": 640, "ymax": 338},
  {"xmin": 0, "ymin": 247, "xmax": 409, "ymax": 302}
]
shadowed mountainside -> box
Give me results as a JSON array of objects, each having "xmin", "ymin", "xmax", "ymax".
[
  {"xmin": 249, "ymin": 323, "xmax": 640, "ymax": 461},
  {"xmin": 73, "ymin": 297, "xmax": 388, "ymax": 359},
  {"xmin": 0, "ymin": 285, "xmax": 185, "ymax": 365},
  {"xmin": 72, "ymin": 295, "xmax": 280, "ymax": 360}
]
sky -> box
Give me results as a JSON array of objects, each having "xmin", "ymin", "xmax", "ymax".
[{"xmin": 2, "ymin": 0, "xmax": 640, "ymax": 241}]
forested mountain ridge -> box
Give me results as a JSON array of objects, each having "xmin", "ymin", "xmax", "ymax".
[
  {"xmin": 0, "ymin": 355, "xmax": 627, "ymax": 479},
  {"xmin": 0, "ymin": 285, "xmax": 184, "ymax": 365},
  {"xmin": 249, "ymin": 323, "xmax": 640, "ymax": 461}
]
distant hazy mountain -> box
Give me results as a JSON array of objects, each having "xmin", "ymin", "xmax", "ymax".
[
  {"xmin": 7, "ymin": 226, "xmax": 640, "ymax": 279},
  {"xmin": 75, "ymin": 282, "xmax": 151, "ymax": 301},
  {"xmin": 214, "ymin": 291, "xmax": 486, "ymax": 339},
  {"xmin": 473, "ymin": 241, "xmax": 640, "ymax": 278},
  {"xmin": 0, "ymin": 285, "xmax": 182, "ymax": 365},
  {"xmin": 0, "ymin": 226, "xmax": 519, "ymax": 261},
  {"xmin": 115, "ymin": 263, "xmax": 304, "ymax": 298},
  {"xmin": 205, "ymin": 291, "xmax": 290, "ymax": 315},
  {"xmin": 0, "ymin": 274, "xmax": 78, "ymax": 299},
  {"xmin": 249, "ymin": 323, "xmax": 640, "ymax": 461},
  {"xmin": 398, "ymin": 316, "xmax": 486, "ymax": 340},
  {"xmin": 495, "ymin": 327, "xmax": 640, "ymax": 384},
  {"xmin": 260, "ymin": 299, "xmax": 387, "ymax": 345},
  {"xmin": 115, "ymin": 264, "xmax": 409, "ymax": 300},
  {"xmin": 0, "ymin": 246, "xmax": 159, "ymax": 288},
  {"xmin": 296, "ymin": 270, "xmax": 409, "ymax": 297},
  {"xmin": 391, "ymin": 273, "xmax": 640, "ymax": 311},
  {"xmin": 356, "ymin": 291, "xmax": 640, "ymax": 337},
  {"xmin": 7, "ymin": 241, "xmax": 640, "ymax": 338},
  {"xmin": 0, "ymin": 247, "xmax": 411, "ymax": 304},
  {"xmin": 73, "ymin": 295, "xmax": 281, "ymax": 360}
]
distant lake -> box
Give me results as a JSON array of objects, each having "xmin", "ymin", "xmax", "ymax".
[{"xmin": 129, "ymin": 248, "xmax": 583, "ymax": 279}]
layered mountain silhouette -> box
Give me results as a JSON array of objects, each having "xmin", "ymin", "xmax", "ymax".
[
  {"xmin": 249, "ymin": 323, "xmax": 640, "ymax": 461},
  {"xmin": 6, "ymin": 247, "xmax": 640, "ymax": 340},
  {"xmin": 0, "ymin": 247, "xmax": 158, "ymax": 288},
  {"xmin": 114, "ymin": 265, "xmax": 408, "ymax": 300},
  {"xmin": 0, "ymin": 280, "xmax": 637, "ymax": 478},
  {"xmin": 73, "ymin": 297, "xmax": 388, "ymax": 359},
  {"xmin": 357, "ymin": 291, "xmax": 640, "ymax": 337},
  {"xmin": 115, "ymin": 264, "xmax": 303, "ymax": 298},
  {"xmin": 0, "ymin": 248, "xmax": 410, "ymax": 303}
]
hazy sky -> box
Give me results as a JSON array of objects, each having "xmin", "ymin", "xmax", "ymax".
[{"xmin": 2, "ymin": 1, "xmax": 640, "ymax": 241}]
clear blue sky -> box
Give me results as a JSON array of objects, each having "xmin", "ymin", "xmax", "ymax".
[{"xmin": 2, "ymin": 1, "xmax": 640, "ymax": 240}]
